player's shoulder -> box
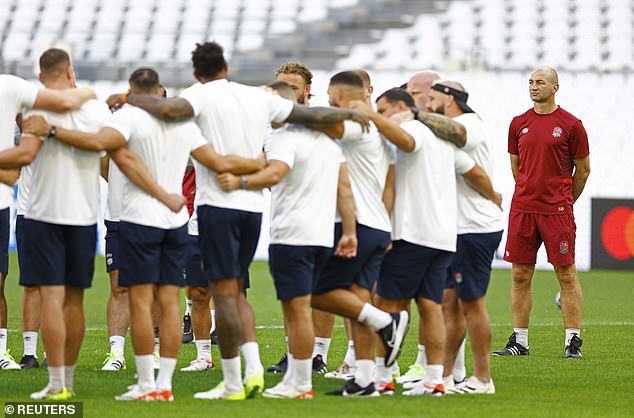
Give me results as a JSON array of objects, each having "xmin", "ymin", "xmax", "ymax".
[
  {"xmin": 512, "ymin": 108, "xmax": 535, "ymax": 122},
  {"xmin": 554, "ymin": 106, "xmax": 582, "ymax": 124},
  {"xmin": 80, "ymin": 99, "xmax": 110, "ymax": 115}
]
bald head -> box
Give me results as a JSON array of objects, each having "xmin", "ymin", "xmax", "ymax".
[
  {"xmin": 529, "ymin": 67, "xmax": 559, "ymax": 107},
  {"xmin": 407, "ymin": 70, "xmax": 441, "ymax": 111},
  {"xmin": 532, "ymin": 66, "xmax": 558, "ymax": 84}
]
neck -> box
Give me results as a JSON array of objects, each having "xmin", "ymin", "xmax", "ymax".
[
  {"xmin": 42, "ymin": 79, "xmax": 72, "ymax": 90},
  {"xmin": 198, "ymin": 71, "xmax": 227, "ymax": 84},
  {"xmin": 446, "ymin": 108, "xmax": 463, "ymax": 118},
  {"xmin": 533, "ymin": 99, "xmax": 558, "ymax": 115}
]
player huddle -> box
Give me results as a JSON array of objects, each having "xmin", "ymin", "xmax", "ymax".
[{"xmin": 0, "ymin": 41, "xmax": 589, "ymax": 402}]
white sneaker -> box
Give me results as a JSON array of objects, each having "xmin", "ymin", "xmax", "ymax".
[
  {"xmin": 262, "ymin": 381, "xmax": 313, "ymax": 399},
  {"xmin": 153, "ymin": 352, "xmax": 160, "ymax": 370},
  {"xmin": 396, "ymin": 364, "xmax": 426, "ymax": 384},
  {"xmin": 443, "ymin": 375, "xmax": 455, "ymax": 391},
  {"xmin": 324, "ymin": 362, "xmax": 356, "ymax": 380},
  {"xmin": 180, "ymin": 358, "xmax": 214, "ymax": 372},
  {"xmin": 30, "ymin": 385, "xmax": 72, "ymax": 400},
  {"xmin": 447, "ymin": 376, "xmax": 495, "ymax": 395},
  {"xmin": 390, "ymin": 361, "xmax": 401, "ymax": 379},
  {"xmin": 194, "ymin": 382, "xmax": 246, "ymax": 400},
  {"xmin": 403, "ymin": 381, "xmax": 445, "ymax": 397},
  {"xmin": 115, "ymin": 385, "xmax": 157, "ymax": 401},
  {"xmin": 102, "ymin": 352, "xmax": 126, "ymax": 371},
  {"xmin": 0, "ymin": 351, "xmax": 21, "ymax": 370}
]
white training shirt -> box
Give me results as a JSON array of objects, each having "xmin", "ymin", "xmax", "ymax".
[
  {"xmin": 104, "ymin": 159, "xmax": 124, "ymax": 222},
  {"xmin": 454, "ymin": 113, "xmax": 504, "ymax": 234},
  {"xmin": 267, "ymin": 124, "xmax": 343, "ymax": 247},
  {"xmin": 337, "ymin": 121, "xmax": 392, "ymax": 233},
  {"xmin": 391, "ymin": 120, "xmax": 475, "ymax": 252},
  {"xmin": 180, "ymin": 79, "xmax": 294, "ymax": 213},
  {"xmin": 0, "ymin": 75, "xmax": 38, "ymax": 209},
  {"xmin": 104, "ymin": 105, "xmax": 207, "ymax": 229},
  {"xmin": 24, "ymin": 100, "xmax": 109, "ymax": 225},
  {"xmin": 16, "ymin": 165, "xmax": 31, "ymax": 216}
]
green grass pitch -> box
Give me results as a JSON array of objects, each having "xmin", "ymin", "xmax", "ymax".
[{"xmin": 1, "ymin": 255, "xmax": 633, "ymax": 417}]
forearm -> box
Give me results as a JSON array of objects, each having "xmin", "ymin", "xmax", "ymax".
[
  {"xmin": 55, "ymin": 127, "xmax": 103, "ymax": 151},
  {"xmin": 369, "ymin": 113, "xmax": 415, "ymax": 152},
  {"xmin": 244, "ymin": 170, "xmax": 282, "ymax": 190},
  {"xmin": 572, "ymin": 172, "xmax": 590, "ymax": 203},
  {"xmin": 464, "ymin": 167, "xmax": 497, "ymax": 201},
  {"xmin": 382, "ymin": 166, "xmax": 395, "ymax": 215},
  {"xmin": 126, "ymin": 95, "xmax": 194, "ymax": 121},
  {"xmin": 64, "ymin": 87, "xmax": 96, "ymax": 111},
  {"xmin": 222, "ymin": 155, "xmax": 265, "ymax": 174},
  {"xmin": 415, "ymin": 112, "xmax": 466, "ymax": 147},
  {"xmin": 0, "ymin": 168, "xmax": 20, "ymax": 185},
  {"xmin": 0, "ymin": 148, "xmax": 33, "ymax": 169},
  {"xmin": 338, "ymin": 191, "xmax": 356, "ymax": 236},
  {"xmin": 287, "ymin": 106, "xmax": 353, "ymax": 127},
  {"xmin": 109, "ymin": 148, "xmax": 170, "ymax": 202}
]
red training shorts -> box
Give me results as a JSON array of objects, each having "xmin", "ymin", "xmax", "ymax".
[{"xmin": 503, "ymin": 210, "xmax": 576, "ymax": 266}]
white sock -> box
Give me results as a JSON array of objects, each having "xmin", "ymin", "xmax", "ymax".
[
  {"xmin": 374, "ymin": 356, "xmax": 391, "ymax": 384},
  {"xmin": 415, "ymin": 344, "xmax": 427, "ymax": 367},
  {"xmin": 514, "ymin": 328, "xmax": 528, "ymax": 348},
  {"xmin": 195, "ymin": 339, "xmax": 212, "ymax": 362},
  {"xmin": 565, "ymin": 328, "xmax": 581, "ymax": 347},
  {"xmin": 312, "ymin": 337, "xmax": 331, "ymax": 365},
  {"xmin": 0, "ymin": 328, "xmax": 7, "ymax": 354},
  {"xmin": 23, "ymin": 331, "xmax": 38, "ymax": 356},
  {"xmin": 48, "ymin": 366, "xmax": 65, "ymax": 392},
  {"xmin": 354, "ymin": 359, "xmax": 374, "ymax": 387},
  {"xmin": 64, "ymin": 364, "xmax": 76, "ymax": 392},
  {"xmin": 452, "ymin": 338, "xmax": 466, "ymax": 382},
  {"xmin": 221, "ymin": 356, "xmax": 243, "ymax": 393},
  {"xmin": 357, "ymin": 303, "xmax": 392, "ymax": 330},
  {"xmin": 109, "ymin": 335, "xmax": 125, "ymax": 357},
  {"xmin": 282, "ymin": 353, "xmax": 294, "ymax": 384},
  {"xmin": 240, "ymin": 341, "xmax": 263, "ymax": 378},
  {"xmin": 153, "ymin": 338, "xmax": 160, "ymax": 354},
  {"xmin": 185, "ymin": 298, "xmax": 193, "ymax": 316},
  {"xmin": 291, "ymin": 357, "xmax": 312, "ymax": 392},
  {"xmin": 134, "ymin": 354, "xmax": 156, "ymax": 392},
  {"xmin": 156, "ymin": 357, "xmax": 177, "ymax": 392},
  {"xmin": 423, "ymin": 364, "xmax": 443, "ymax": 386},
  {"xmin": 343, "ymin": 340, "xmax": 356, "ymax": 367},
  {"xmin": 210, "ymin": 309, "xmax": 216, "ymax": 333}
]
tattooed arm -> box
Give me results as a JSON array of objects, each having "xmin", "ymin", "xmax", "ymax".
[
  {"xmin": 414, "ymin": 111, "xmax": 466, "ymax": 148},
  {"xmin": 121, "ymin": 94, "xmax": 195, "ymax": 122},
  {"xmin": 285, "ymin": 105, "xmax": 370, "ymax": 132}
]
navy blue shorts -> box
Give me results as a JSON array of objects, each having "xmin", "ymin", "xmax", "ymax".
[
  {"xmin": 20, "ymin": 219, "xmax": 96, "ymax": 288},
  {"xmin": 269, "ymin": 244, "xmax": 331, "ymax": 300},
  {"xmin": 377, "ymin": 240, "xmax": 453, "ymax": 304},
  {"xmin": 15, "ymin": 214, "xmax": 25, "ymax": 276},
  {"xmin": 0, "ymin": 208, "xmax": 9, "ymax": 274},
  {"xmin": 197, "ymin": 205, "xmax": 261, "ymax": 284},
  {"xmin": 314, "ymin": 223, "xmax": 391, "ymax": 295},
  {"xmin": 448, "ymin": 231, "xmax": 503, "ymax": 301},
  {"xmin": 104, "ymin": 220, "xmax": 120, "ymax": 273},
  {"xmin": 118, "ymin": 221, "xmax": 188, "ymax": 287},
  {"xmin": 184, "ymin": 234, "xmax": 209, "ymax": 288}
]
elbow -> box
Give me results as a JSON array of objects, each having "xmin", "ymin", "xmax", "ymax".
[
  {"xmin": 269, "ymin": 172, "xmax": 282, "ymax": 185},
  {"xmin": 18, "ymin": 151, "xmax": 37, "ymax": 166},
  {"xmin": 56, "ymin": 98, "xmax": 77, "ymax": 112}
]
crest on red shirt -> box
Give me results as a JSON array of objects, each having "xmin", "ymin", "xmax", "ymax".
[
  {"xmin": 552, "ymin": 126, "xmax": 562, "ymax": 138},
  {"xmin": 560, "ymin": 240, "xmax": 569, "ymax": 254}
]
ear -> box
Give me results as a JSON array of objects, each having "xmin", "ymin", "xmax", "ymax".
[
  {"xmin": 553, "ymin": 83, "xmax": 559, "ymax": 93},
  {"xmin": 38, "ymin": 73, "xmax": 44, "ymax": 84},
  {"xmin": 193, "ymin": 71, "xmax": 202, "ymax": 82}
]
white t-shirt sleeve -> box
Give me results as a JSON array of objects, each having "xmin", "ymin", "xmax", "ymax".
[
  {"xmin": 187, "ymin": 122, "xmax": 209, "ymax": 152},
  {"xmin": 454, "ymin": 148, "xmax": 476, "ymax": 175},
  {"xmin": 266, "ymin": 133, "xmax": 295, "ymax": 169},
  {"xmin": 179, "ymin": 84, "xmax": 203, "ymax": 117},
  {"xmin": 8, "ymin": 75, "xmax": 39, "ymax": 109},
  {"xmin": 340, "ymin": 120, "xmax": 363, "ymax": 142},
  {"xmin": 87, "ymin": 101, "xmax": 111, "ymax": 131},
  {"xmin": 104, "ymin": 108, "xmax": 134, "ymax": 142},
  {"xmin": 266, "ymin": 93, "xmax": 294, "ymax": 123}
]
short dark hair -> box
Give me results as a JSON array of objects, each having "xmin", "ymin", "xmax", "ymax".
[
  {"xmin": 268, "ymin": 81, "xmax": 295, "ymax": 101},
  {"xmin": 376, "ymin": 87, "xmax": 416, "ymax": 108},
  {"xmin": 39, "ymin": 48, "xmax": 71, "ymax": 76},
  {"xmin": 329, "ymin": 71, "xmax": 364, "ymax": 88},
  {"xmin": 350, "ymin": 68, "xmax": 371, "ymax": 88},
  {"xmin": 129, "ymin": 67, "xmax": 160, "ymax": 93},
  {"xmin": 192, "ymin": 42, "xmax": 227, "ymax": 78}
]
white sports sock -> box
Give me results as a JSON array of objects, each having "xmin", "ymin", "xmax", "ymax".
[
  {"xmin": 291, "ymin": 357, "xmax": 312, "ymax": 392},
  {"xmin": 23, "ymin": 331, "xmax": 38, "ymax": 356},
  {"xmin": 156, "ymin": 357, "xmax": 177, "ymax": 392},
  {"xmin": 64, "ymin": 364, "xmax": 76, "ymax": 392},
  {"xmin": 354, "ymin": 359, "xmax": 374, "ymax": 387},
  {"xmin": 134, "ymin": 354, "xmax": 156, "ymax": 392},
  {"xmin": 452, "ymin": 338, "xmax": 467, "ymax": 382},
  {"xmin": 374, "ymin": 356, "xmax": 391, "ymax": 384},
  {"xmin": 185, "ymin": 298, "xmax": 193, "ymax": 316},
  {"xmin": 312, "ymin": 337, "xmax": 331, "ymax": 365},
  {"xmin": 48, "ymin": 366, "xmax": 65, "ymax": 392},
  {"xmin": 514, "ymin": 328, "xmax": 529, "ymax": 348},
  {"xmin": 196, "ymin": 339, "xmax": 212, "ymax": 362},
  {"xmin": 153, "ymin": 338, "xmax": 160, "ymax": 354},
  {"xmin": 423, "ymin": 364, "xmax": 443, "ymax": 386},
  {"xmin": 210, "ymin": 309, "xmax": 216, "ymax": 333},
  {"xmin": 240, "ymin": 341, "xmax": 263, "ymax": 378},
  {"xmin": 357, "ymin": 303, "xmax": 392, "ymax": 331},
  {"xmin": 221, "ymin": 356, "xmax": 243, "ymax": 393},
  {"xmin": 109, "ymin": 335, "xmax": 125, "ymax": 357},
  {"xmin": 343, "ymin": 340, "xmax": 356, "ymax": 367},
  {"xmin": 565, "ymin": 328, "xmax": 581, "ymax": 347},
  {"xmin": 0, "ymin": 328, "xmax": 7, "ymax": 354},
  {"xmin": 282, "ymin": 353, "xmax": 294, "ymax": 384},
  {"xmin": 415, "ymin": 344, "xmax": 427, "ymax": 367}
]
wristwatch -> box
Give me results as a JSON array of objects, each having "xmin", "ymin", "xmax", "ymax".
[
  {"xmin": 48, "ymin": 125, "xmax": 57, "ymax": 139},
  {"xmin": 240, "ymin": 175, "xmax": 248, "ymax": 189}
]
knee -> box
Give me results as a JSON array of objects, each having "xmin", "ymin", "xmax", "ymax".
[
  {"xmin": 512, "ymin": 267, "xmax": 533, "ymax": 285},
  {"xmin": 190, "ymin": 287, "xmax": 210, "ymax": 305},
  {"xmin": 555, "ymin": 266, "xmax": 578, "ymax": 287},
  {"xmin": 111, "ymin": 284, "xmax": 128, "ymax": 299}
]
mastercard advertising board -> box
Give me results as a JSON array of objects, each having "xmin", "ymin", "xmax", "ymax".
[{"xmin": 591, "ymin": 198, "xmax": 634, "ymax": 269}]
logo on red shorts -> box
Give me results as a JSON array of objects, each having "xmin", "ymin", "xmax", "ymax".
[
  {"xmin": 552, "ymin": 126, "xmax": 562, "ymax": 138},
  {"xmin": 560, "ymin": 240, "xmax": 569, "ymax": 254}
]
